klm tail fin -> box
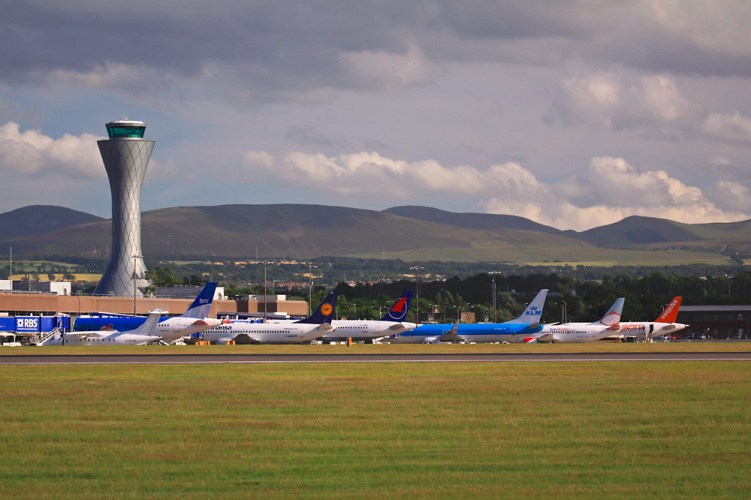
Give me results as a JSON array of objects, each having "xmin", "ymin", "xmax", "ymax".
[
  {"xmin": 295, "ymin": 291, "xmax": 337, "ymax": 324},
  {"xmin": 129, "ymin": 310, "xmax": 163, "ymax": 336},
  {"xmin": 182, "ymin": 282, "xmax": 218, "ymax": 319},
  {"xmin": 511, "ymin": 289, "xmax": 548, "ymax": 325},
  {"xmin": 595, "ymin": 298, "xmax": 625, "ymax": 326},
  {"xmin": 656, "ymin": 296, "xmax": 682, "ymax": 323},
  {"xmin": 380, "ymin": 291, "xmax": 413, "ymax": 322}
]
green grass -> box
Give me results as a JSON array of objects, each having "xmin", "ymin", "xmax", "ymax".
[
  {"xmin": 3, "ymin": 341, "xmax": 750, "ymax": 356},
  {"xmin": 0, "ymin": 357, "xmax": 749, "ymax": 498}
]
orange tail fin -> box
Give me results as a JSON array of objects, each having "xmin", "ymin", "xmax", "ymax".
[{"xmin": 656, "ymin": 296, "xmax": 682, "ymax": 323}]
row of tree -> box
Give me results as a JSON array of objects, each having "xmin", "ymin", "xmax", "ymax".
[{"xmin": 223, "ymin": 270, "xmax": 751, "ymax": 325}]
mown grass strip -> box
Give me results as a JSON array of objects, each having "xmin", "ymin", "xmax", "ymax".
[{"xmin": 0, "ymin": 361, "xmax": 749, "ymax": 498}]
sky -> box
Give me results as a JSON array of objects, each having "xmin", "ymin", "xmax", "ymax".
[{"xmin": 2, "ymin": 0, "xmax": 751, "ymax": 231}]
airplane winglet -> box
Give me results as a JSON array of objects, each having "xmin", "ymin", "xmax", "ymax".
[{"xmin": 439, "ymin": 321, "xmax": 463, "ymax": 342}]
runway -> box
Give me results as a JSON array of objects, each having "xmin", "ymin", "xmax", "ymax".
[{"xmin": 1, "ymin": 351, "xmax": 750, "ymax": 365}]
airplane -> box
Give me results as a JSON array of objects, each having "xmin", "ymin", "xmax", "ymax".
[
  {"xmin": 391, "ymin": 289, "xmax": 548, "ymax": 343},
  {"xmin": 200, "ymin": 291, "xmax": 338, "ymax": 344},
  {"xmin": 267, "ymin": 291, "xmax": 417, "ymax": 343},
  {"xmin": 521, "ymin": 297, "xmax": 625, "ymax": 343},
  {"xmin": 617, "ymin": 296, "xmax": 688, "ymax": 342},
  {"xmin": 40, "ymin": 310, "xmax": 165, "ymax": 345},
  {"xmin": 73, "ymin": 282, "xmax": 222, "ymax": 342}
]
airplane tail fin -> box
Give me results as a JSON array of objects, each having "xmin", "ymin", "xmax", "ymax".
[
  {"xmin": 595, "ymin": 298, "xmax": 625, "ymax": 326},
  {"xmin": 380, "ymin": 291, "xmax": 413, "ymax": 322},
  {"xmin": 182, "ymin": 282, "xmax": 218, "ymax": 319},
  {"xmin": 295, "ymin": 291, "xmax": 337, "ymax": 324},
  {"xmin": 656, "ymin": 296, "xmax": 682, "ymax": 323},
  {"xmin": 129, "ymin": 310, "xmax": 163, "ymax": 336},
  {"xmin": 512, "ymin": 289, "xmax": 548, "ymax": 325}
]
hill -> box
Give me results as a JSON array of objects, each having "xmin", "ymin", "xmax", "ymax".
[
  {"xmin": 0, "ymin": 205, "xmax": 103, "ymax": 239},
  {"xmin": 383, "ymin": 206, "xmax": 563, "ymax": 235},
  {"xmin": 0, "ymin": 204, "xmax": 747, "ymax": 265}
]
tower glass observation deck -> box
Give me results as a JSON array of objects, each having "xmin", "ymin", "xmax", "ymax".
[{"xmin": 105, "ymin": 120, "xmax": 146, "ymax": 139}]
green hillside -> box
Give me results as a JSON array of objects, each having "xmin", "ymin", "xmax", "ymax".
[{"xmin": 0, "ymin": 204, "xmax": 746, "ymax": 265}]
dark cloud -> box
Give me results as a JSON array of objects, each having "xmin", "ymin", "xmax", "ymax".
[{"xmin": 4, "ymin": 1, "xmax": 750, "ymax": 100}]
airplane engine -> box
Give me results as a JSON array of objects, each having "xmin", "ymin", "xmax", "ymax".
[
  {"xmin": 422, "ymin": 337, "xmax": 441, "ymax": 344},
  {"xmin": 523, "ymin": 337, "xmax": 538, "ymax": 343}
]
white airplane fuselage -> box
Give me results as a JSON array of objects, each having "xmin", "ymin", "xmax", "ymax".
[
  {"xmin": 154, "ymin": 317, "xmax": 221, "ymax": 341},
  {"xmin": 268, "ymin": 319, "xmax": 417, "ymax": 342},
  {"xmin": 43, "ymin": 332, "xmax": 161, "ymax": 346},
  {"xmin": 618, "ymin": 322, "xmax": 689, "ymax": 340},
  {"xmin": 530, "ymin": 323, "xmax": 619, "ymax": 343},
  {"xmin": 201, "ymin": 321, "xmax": 335, "ymax": 344}
]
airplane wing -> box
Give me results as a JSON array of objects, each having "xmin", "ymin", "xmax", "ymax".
[
  {"xmin": 385, "ymin": 323, "xmax": 411, "ymax": 334},
  {"xmin": 438, "ymin": 322, "xmax": 463, "ymax": 343},
  {"xmin": 64, "ymin": 332, "xmax": 104, "ymax": 341},
  {"xmin": 533, "ymin": 333, "xmax": 555, "ymax": 343},
  {"xmin": 313, "ymin": 324, "xmax": 336, "ymax": 336}
]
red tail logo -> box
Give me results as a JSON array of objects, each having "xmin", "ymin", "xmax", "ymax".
[
  {"xmin": 391, "ymin": 297, "xmax": 408, "ymax": 313},
  {"xmin": 656, "ymin": 297, "xmax": 682, "ymax": 323}
]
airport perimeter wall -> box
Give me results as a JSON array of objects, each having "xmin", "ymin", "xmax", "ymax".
[{"xmin": 0, "ymin": 293, "xmax": 309, "ymax": 319}]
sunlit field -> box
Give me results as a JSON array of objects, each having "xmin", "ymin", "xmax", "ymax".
[{"xmin": 0, "ymin": 346, "xmax": 749, "ymax": 498}]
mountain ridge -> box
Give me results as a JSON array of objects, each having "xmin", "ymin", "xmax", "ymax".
[{"xmin": 1, "ymin": 204, "xmax": 748, "ymax": 264}]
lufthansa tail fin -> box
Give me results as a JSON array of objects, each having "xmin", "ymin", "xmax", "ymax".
[
  {"xmin": 595, "ymin": 298, "xmax": 625, "ymax": 326},
  {"xmin": 511, "ymin": 289, "xmax": 548, "ymax": 325},
  {"xmin": 655, "ymin": 296, "xmax": 681, "ymax": 323},
  {"xmin": 295, "ymin": 291, "xmax": 337, "ymax": 325},
  {"xmin": 380, "ymin": 291, "xmax": 413, "ymax": 322},
  {"xmin": 182, "ymin": 282, "xmax": 218, "ymax": 319}
]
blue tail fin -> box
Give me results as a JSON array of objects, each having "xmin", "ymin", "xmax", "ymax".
[
  {"xmin": 380, "ymin": 291, "xmax": 413, "ymax": 322},
  {"xmin": 511, "ymin": 289, "xmax": 548, "ymax": 324},
  {"xmin": 182, "ymin": 282, "xmax": 218, "ymax": 319},
  {"xmin": 295, "ymin": 291, "xmax": 337, "ymax": 324}
]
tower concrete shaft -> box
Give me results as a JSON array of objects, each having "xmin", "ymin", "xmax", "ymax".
[{"xmin": 93, "ymin": 120, "xmax": 154, "ymax": 297}]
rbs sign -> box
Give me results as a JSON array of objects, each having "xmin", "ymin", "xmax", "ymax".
[{"xmin": 16, "ymin": 317, "xmax": 40, "ymax": 333}]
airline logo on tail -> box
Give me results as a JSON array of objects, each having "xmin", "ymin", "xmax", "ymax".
[
  {"xmin": 391, "ymin": 297, "xmax": 408, "ymax": 313},
  {"xmin": 183, "ymin": 282, "xmax": 218, "ymax": 319},
  {"xmin": 656, "ymin": 297, "xmax": 682, "ymax": 323},
  {"xmin": 599, "ymin": 309, "xmax": 621, "ymax": 326},
  {"xmin": 598, "ymin": 298, "xmax": 625, "ymax": 326},
  {"xmin": 321, "ymin": 303, "xmax": 333, "ymax": 316},
  {"xmin": 382, "ymin": 291, "xmax": 413, "ymax": 322}
]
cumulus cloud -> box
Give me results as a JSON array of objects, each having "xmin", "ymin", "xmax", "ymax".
[
  {"xmin": 551, "ymin": 72, "xmax": 703, "ymax": 130},
  {"xmin": 702, "ymin": 112, "xmax": 751, "ymax": 144},
  {"xmin": 341, "ymin": 45, "xmax": 431, "ymax": 91},
  {"xmin": 0, "ymin": 122, "xmax": 105, "ymax": 179},
  {"xmin": 485, "ymin": 156, "xmax": 745, "ymax": 230},
  {"xmin": 707, "ymin": 180, "xmax": 751, "ymax": 212},
  {"xmin": 550, "ymin": 70, "xmax": 751, "ymax": 147},
  {"xmin": 236, "ymin": 150, "xmax": 749, "ymax": 230}
]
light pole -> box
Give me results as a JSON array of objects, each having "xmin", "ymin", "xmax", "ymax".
[
  {"xmin": 263, "ymin": 259, "xmax": 268, "ymax": 322},
  {"xmin": 8, "ymin": 247, "xmax": 12, "ymax": 293},
  {"xmin": 307, "ymin": 262, "xmax": 317, "ymax": 316},
  {"xmin": 489, "ymin": 271, "xmax": 500, "ymax": 323},
  {"xmin": 132, "ymin": 254, "xmax": 141, "ymax": 316},
  {"xmin": 561, "ymin": 299, "xmax": 567, "ymax": 324},
  {"xmin": 410, "ymin": 266, "xmax": 424, "ymax": 323}
]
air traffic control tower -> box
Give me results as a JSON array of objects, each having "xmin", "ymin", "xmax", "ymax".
[{"xmin": 93, "ymin": 120, "xmax": 154, "ymax": 297}]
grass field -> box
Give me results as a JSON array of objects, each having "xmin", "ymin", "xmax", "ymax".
[{"xmin": 0, "ymin": 345, "xmax": 749, "ymax": 498}]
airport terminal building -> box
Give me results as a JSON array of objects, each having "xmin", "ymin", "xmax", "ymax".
[{"xmin": 677, "ymin": 305, "xmax": 751, "ymax": 340}]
